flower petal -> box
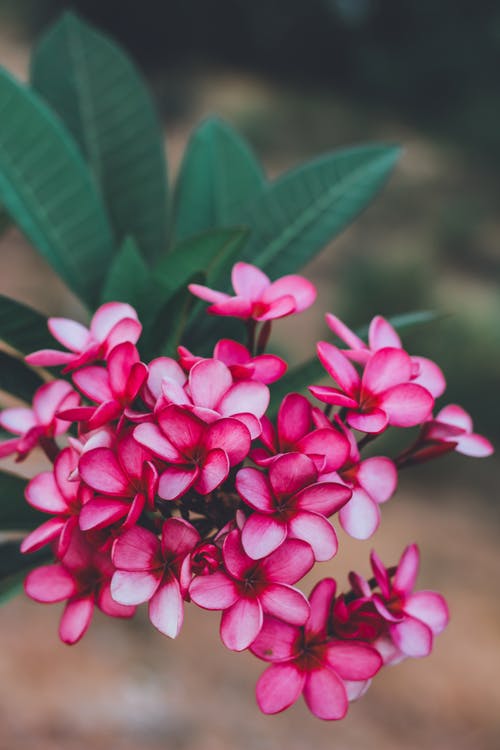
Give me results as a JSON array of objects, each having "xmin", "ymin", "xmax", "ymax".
[
  {"xmin": 189, "ymin": 571, "xmax": 239, "ymax": 610},
  {"xmin": 356, "ymin": 457, "xmax": 397, "ymax": 504},
  {"xmin": 306, "ymin": 578, "xmax": 336, "ymax": 637},
  {"xmin": 325, "ymin": 313, "xmax": 365, "ymax": 349},
  {"xmin": 220, "ymin": 596, "xmax": 263, "ymax": 651},
  {"xmin": 250, "ymin": 616, "xmax": 300, "ymax": 662},
  {"xmin": 288, "ymin": 510, "xmax": 338, "ymax": 562},
  {"xmin": 347, "ymin": 408, "xmax": 388, "ymax": 434},
  {"xmin": 219, "ymin": 380, "xmax": 270, "ymax": 420},
  {"xmin": 25, "ymin": 564, "xmax": 77, "ymax": 602},
  {"xmin": 204, "ymin": 418, "xmax": 251, "ymax": 465},
  {"xmin": 25, "ymin": 471, "xmax": 67, "ymax": 513},
  {"xmin": 112, "ymin": 524, "xmax": 160, "ymax": 571},
  {"xmin": 133, "ymin": 422, "xmax": 182, "ymax": 462},
  {"xmin": 158, "ymin": 465, "xmax": 199, "ymax": 500},
  {"xmin": 256, "ymin": 663, "xmax": 305, "ymax": 714},
  {"xmin": 412, "ymin": 356, "xmax": 446, "ymax": 398},
  {"xmin": 404, "ymin": 591, "xmax": 449, "ymax": 634},
  {"xmin": 294, "ymin": 481, "xmax": 351, "ymax": 516},
  {"xmin": 79, "ymin": 497, "xmax": 129, "ymax": 530},
  {"xmin": 379, "ymin": 383, "xmax": 434, "ymax": 428},
  {"xmin": 59, "ymin": 596, "xmax": 94, "ymax": 644},
  {"xmin": 48, "ymin": 317, "xmax": 90, "ymax": 351},
  {"xmin": 303, "ymin": 667, "xmax": 348, "ymax": 720},
  {"xmin": 339, "ymin": 488, "xmax": 380, "ymax": 540},
  {"xmin": 236, "ymin": 467, "xmax": 275, "ymax": 512},
  {"xmin": 20, "ymin": 518, "xmax": 65, "ymax": 553},
  {"xmin": 362, "ymin": 347, "xmax": 412, "ymax": 395},
  {"xmin": 111, "ymin": 570, "xmax": 160, "ymax": 605},
  {"xmin": 90, "ymin": 302, "xmax": 138, "ymax": 342},
  {"xmin": 260, "ymin": 583, "xmax": 310, "ymax": 625},
  {"xmin": 260, "ymin": 538, "xmax": 314, "ymax": 584},
  {"xmin": 241, "ymin": 513, "xmax": 286, "ymax": 559},
  {"xmin": 0, "ymin": 407, "xmax": 36, "ymax": 434},
  {"xmin": 231, "ymin": 262, "xmax": 270, "ymax": 299},
  {"xmin": 79, "ymin": 448, "xmax": 130, "ymax": 496},
  {"xmin": 368, "ymin": 316, "xmax": 402, "ymax": 350},
  {"xmin": 263, "ymin": 274, "xmax": 316, "ymax": 312},
  {"xmin": 393, "ymin": 544, "xmax": 419, "ymax": 595},
  {"xmin": 189, "ymin": 359, "xmax": 233, "ymax": 409},
  {"xmin": 269, "ymin": 452, "xmax": 317, "ymax": 499},
  {"xmin": 148, "ymin": 574, "xmax": 184, "ymax": 638},
  {"xmin": 325, "ymin": 641, "xmax": 382, "ymax": 680},
  {"xmin": 277, "ymin": 393, "xmax": 311, "ymax": 447},
  {"xmin": 317, "ymin": 341, "xmax": 361, "ymax": 395},
  {"xmin": 390, "ymin": 616, "xmax": 433, "ymax": 657},
  {"xmin": 161, "ymin": 517, "xmax": 200, "ymax": 560}
]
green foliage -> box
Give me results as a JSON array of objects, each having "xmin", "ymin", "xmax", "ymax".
[
  {"xmin": 0, "ymin": 540, "xmax": 50, "ymax": 605},
  {"xmin": 173, "ymin": 117, "xmax": 265, "ymax": 243},
  {"xmin": 31, "ymin": 12, "xmax": 169, "ymax": 266},
  {"xmin": 0, "ymin": 295, "xmax": 52, "ymax": 355},
  {"xmin": 0, "ymin": 351, "xmax": 44, "ymax": 403},
  {"xmin": 0, "ymin": 68, "xmax": 115, "ymax": 308},
  {"xmin": 0, "ymin": 470, "xmax": 43, "ymax": 531},
  {"xmin": 101, "ymin": 236, "xmax": 150, "ymax": 310}
]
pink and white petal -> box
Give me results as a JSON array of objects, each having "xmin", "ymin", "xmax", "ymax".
[
  {"xmin": 436, "ymin": 404, "xmax": 473, "ymax": 431},
  {"xmin": 379, "ymin": 383, "xmax": 434, "ymax": 428},
  {"xmin": 188, "ymin": 283, "xmax": 230, "ymax": 304},
  {"xmin": 241, "ymin": 513, "xmax": 286, "ymax": 559},
  {"xmin": 79, "ymin": 447, "xmax": 130, "ymax": 495},
  {"xmin": 393, "ymin": 543, "xmax": 419, "ymax": 595},
  {"xmin": 297, "ymin": 428, "xmax": 350, "ymax": 472},
  {"xmin": 133, "ymin": 422, "xmax": 182, "ymax": 462},
  {"xmin": 257, "ymin": 295, "xmax": 296, "ymax": 320},
  {"xmin": 404, "ymin": 591, "xmax": 449, "ymax": 634},
  {"xmin": 277, "ymin": 393, "xmax": 312, "ymax": 447},
  {"xmin": 250, "ymin": 616, "xmax": 300, "ymax": 662},
  {"xmin": 455, "ymin": 432, "xmax": 494, "ymax": 457},
  {"xmin": 33, "ymin": 380, "xmax": 75, "ymax": 424},
  {"xmin": 317, "ymin": 341, "xmax": 361, "ymax": 395},
  {"xmin": 25, "ymin": 349, "xmax": 76, "ymax": 367},
  {"xmin": 205, "ymin": 418, "xmax": 251, "ymax": 465},
  {"xmin": 48, "ymin": 317, "xmax": 90, "ymax": 351},
  {"xmin": 230, "ymin": 412, "xmax": 262, "ymax": 440},
  {"xmin": 263, "ymin": 274, "xmax": 316, "ymax": 312},
  {"xmin": 294, "ymin": 481, "xmax": 351, "ymax": 516},
  {"xmin": 251, "ymin": 354, "xmax": 287, "ymax": 384},
  {"xmin": 303, "ymin": 667, "xmax": 348, "ymax": 721},
  {"xmin": 157, "ymin": 405, "xmax": 205, "ymax": 455},
  {"xmin": 372, "ymin": 593, "xmax": 400, "ymax": 623},
  {"xmin": 73, "ymin": 366, "xmax": 113, "ymax": 403},
  {"xmin": 122, "ymin": 492, "xmax": 145, "ymax": 530},
  {"xmin": 25, "ymin": 471, "xmax": 67, "ymax": 512},
  {"xmin": 222, "ymin": 529, "xmax": 254, "ymax": 579},
  {"xmin": 148, "ymin": 356, "xmax": 186, "ymax": 397},
  {"xmin": 269, "ymin": 452, "xmax": 317, "ymax": 499},
  {"xmin": 105, "ymin": 317, "xmax": 142, "ymax": 351},
  {"xmin": 256, "ymin": 663, "xmax": 305, "ymax": 714},
  {"xmin": 189, "ymin": 359, "xmax": 233, "ymax": 410},
  {"xmin": 59, "ymin": 596, "xmax": 94, "ymax": 644},
  {"xmin": 53, "ymin": 447, "xmax": 80, "ymax": 500},
  {"xmin": 411, "ymin": 356, "xmax": 446, "ymax": 398},
  {"xmin": 231, "ymin": 262, "xmax": 270, "ymax": 299},
  {"xmin": 208, "ymin": 297, "xmax": 253, "ymax": 318},
  {"xmin": 368, "ymin": 316, "xmax": 402, "ymax": 350},
  {"xmin": 357, "ymin": 457, "xmax": 397, "ymax": 503},
  {"xmin": 325, "ymin": 313, "xmax": 366, "ymax": 350},
  {"xmin": 390, "ymin": 615, "xmax": 433, "ymax": 657},
  {"xmin": 344, "ymin": 679, "xmax": 371, "ymax": 702},
  {"xmin": 308, "ymin": 386, "xmax": 359, "ymax": 409},
  {"xmin": 325, "ymin": 641, "xmax": 382, "ymax": 680},
  {"xmin": 107, "ymin": 342, "xmax": 139, "ymax": 397},
  {"xmin": 260, "ymin": 538, "xmax": 314, "ymax": 584},
  {"xmin": 339, "ymin": 489, "xmax": 380, "ymax": 540},
  {"xmin": 362, "ymin": 347, "xmax": 412, "ymax": 395},
  {"xmin": 161, "ymin": 517, "xmax": 201, "ymax": 560},
  {"xmin": 160, "ymin": 377, "xmax": 191, "ymax": 406},
  {"xmin": 288, "ymin": 511, "xmax": 338, "ymax": 562},
  {"xmin": 79, "ymin": 497, "xmax": 129, "ymax": 530},
  {"xmin": 25, "ymin": 564, "xmax": 77, "ymax": 602},
  {"xmin": 370, "ymin": 550, "xmax": 391, "ymax": 598},
  {"xmin": 158, "ymin": 465, "xmax": 199, "ymax": 500},
  {"xmin": 219, "ymin": 380, "xmax": 270, "ymax": 420},
  {"xmin": 235, "ymin": 467, "xmax": 275, "ymax": 512},
  {"xmin": 220, "ymin": 596, "xmax": 263, "ymax": 651},
  {"xmin": 148, "ymin": 574, "xmax": 184, "ymax": 638},
  {"xmin": 214, "ymin": 338, "xmax": 250, "ymax": 366},
  {"xmin": 87, "ymin": 400, "xmax": 122, "ymax": 429},
  {"xmin": 189, "ymin": 571, "xmax": 239, "ymax": 610},
  {"xmin": 0, "ymin": 407, "xmax": 36, "ymax": 434},
  {"xmin": 90, "ymin": 302, "xmax": 138, "ymax": 342},
  {"xmin": 260, "ymin": 583, "xmax": 310, "ymax": 626},
  {"xmin": 97, "ymin": 581, "xmax": 135, "ymax": 618},
  {"xmin": 125, "ymin": 361, "xmax": 148, "ymax": 401},
  {"xmin": 20, "ymin": 518, "xmax": 65, "ymax": 553},
  {"xmin": 196, "ymin": 449, "xmax": 229, "ymax": 494},
  {"xmin": 347, "ymin": 408, "xmax": 388, "ymax": 434},
  {"xmin": 111, "ymin": 570, "xmax": 160, "ymax": 605},
  {"xmin": 306, "ymin": 578, "xmax": 336, "ymax": 637}
]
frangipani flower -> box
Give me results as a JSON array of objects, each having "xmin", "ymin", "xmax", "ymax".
[
  {"xmin": 422, "ymin": 404, "xmax": 493, "ymax": 458},
  {"xmin": 178, "ymin": 339, "xmax": 287, "ymax": 384},
  {"xmin": 189, "ymin": 262, "xmax": 316, "ymax": 321}
]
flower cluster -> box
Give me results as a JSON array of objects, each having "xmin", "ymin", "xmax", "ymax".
[{"xmin": 2, "ymin": 262, "xmax": 492, "ymax": 721}]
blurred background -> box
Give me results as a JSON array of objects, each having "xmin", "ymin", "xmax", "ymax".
[{"xmin": 0, "ymin": 2, "xmax": 498, "ymax": 749}]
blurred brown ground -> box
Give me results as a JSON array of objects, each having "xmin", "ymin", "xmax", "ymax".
[{"xmin": 0, "ymin": 22, "xmax": 499, "ymax": 750}]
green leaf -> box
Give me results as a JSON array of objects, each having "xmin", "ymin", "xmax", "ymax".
[
  {"xmin": 0, "ymin": 67, "xmax": 115, "ymax": 307},
  {"xmin": 101, "ymin": 236, "xmax": 150, "ymax": 309},
  {"xmin": 155, "ymin": 271, "xmax": 205, "ymax": 357},
  {"xmin": 0, "ymin": 539, "xmax": 51, "ymax": 605},
  {"xmin": 239, "ymin": 144, "xmax": 401, "ymax": 277},
  {"xmin": 31, "ymin": 12, "xmax": 169, "ymax": 265},
  {"xmin": 173, "ymin": 118, "xmax": 265, "ymax": 243},
  {"xmin": 0, "ymin": 351, "xmax": 44, "ymax": 402},
  {"xmin": 355, "ymin": 310, "xmax": 442, "ymax": 339},
  {"xmin": 0, "ymin": 470, "xmax": 44, "ymax": 531},
  {"xmin": 0, "ymin": 295, "xmax": 53, "ymax": 354}
]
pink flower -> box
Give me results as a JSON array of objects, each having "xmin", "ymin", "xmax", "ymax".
[
  {"xmin": 236, "ymin": 453, "xmax": 351, "ymax": 561},
  {"xmin": 189, "ymin": 261, "xmax": 317, "ymax": 321},
  {"xmin": 0, "ymin": 380, "xmax": 79, "ymax": 460},
  {"xmin": 24, "ymin": 528, "xmax": 135, "ymax": 644},
  {"xmin": 134, "ymin": 404, "xmax": 251, "ymax": 500},
  {"xmin": 310, "ymin": 342, "xmax": 434, "ymax": 433},
  {"xmin": 250, "ymin": 392, "xmax": 350, "ymax": 471},
  {"xmin": 111, "ymin": 518, "xmax": 200, "ymax": 637},
  {"xmin": 21, "ymin": 447, "xmax": 92, "ymax": 556},
  {"xmin": 189, "ymin": 529, "xmax": 314, "ymax": 651},
  {"xmin": 26, "ymin": 302, "xmax": 142, "ymax": 371},
  {"xmin": 367, "ymin": 544, "xmax": 450, "ymax": 659},
  {"xmin": 421, "ymin": 404, "xmax": 494, "ymax": 458},
  {"xmin": 59, "ymin": 342, "xmax": 148, "ymax": 430},
  {"xmin": 251, "ymin": 579, "xmax": 382, "ymax": 719},
  {"xmin": 326, "ymin": 313, "xmax": 446, "ymax": 398},
  {"xmin": 77, "ymin": 432, "xmax": 158, "ymax": 531},
  {"xmin": 158, "ymin": 357, "xmax": 269, "ymax": 439},
  {"xmin": 178, "ymin": 338, "xmax": 287, "ymax": 384}
]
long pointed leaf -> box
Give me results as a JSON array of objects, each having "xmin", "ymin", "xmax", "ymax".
[
  {"xmin": 0, "ymin": 351, "xmax": 44, "ymax": 402},
  {"xmin": 0, "ymin": 67, "xmax": 115, "ymax": 307},
  {"xmin": 0, "ymin": 470, "xmax": 43, "ymax": 531},
  {"xmin": 0, "ymin": 295, "xmax": 53, "ymax": 354},
  {"xmin": 101, "ymin": 236, "xmax": 150, "ymax": 309},
  {"xmin": 31, "ymin": 12, "xmax": 169, "ymax": 265}
]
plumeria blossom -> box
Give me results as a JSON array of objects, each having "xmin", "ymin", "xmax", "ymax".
[
  {"xmin": 178, "ymin": 339, "xmax": 287, "ymax": 384},
  {"xmin": 236, "ymin": 453, "xmax": 351, "ymax": 561},
  {"xmin": 420, "ymin": 404, "xmax": 494, "ymax": 458},
  {"xmin": 189, "ymin": 530, "xmax": 314, "ymax": 651},
  {"xmin": 25, "ymin": 528, "xmax": 135, "ymax": 644},
  {"xmin": 326, "ymin": 313, "xmax": 446, "ymax": 398},
  {"xmin": 0, "ymin": 380, "xmax": 79, "ymax": 460},
  {"xmin": 310, "ymin": 342, "xmax": 434, "ymax": 433},
  {"xmin": 111, "ymin": 518, "xmax": 200, "ymax": 637},
  {"xmin": 251, "ymin": 579, "xmax": 382, "ymax": 719},
  {"xmin": 189, "ymin": 261, "xmax": 317, "ymax": 321},
  {"xmin": 26, "ymin": 302, "xmax": 142, "ymax": 371}
]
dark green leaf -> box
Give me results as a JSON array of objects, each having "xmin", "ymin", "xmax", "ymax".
[
  {"xmin": 31, "ymin": 12, "xmax": 169, "ymax": 265},
  {"xmin": 0, "ymin": 470, "xmax": 44, "ymax": 531},
  {"xmin": 173, "ymin": 118, "xmax": 265, "ymax": 243},
  {"xmin": 0, "ymin": 539, "xmax": 51, "ymax": 605},
  {"xmin": 0, "ymin": 351, "xmax": 44, "ymax": 402},
  {"xmin": 155, "ymin": 271, "xmax": 205, "ymax": 357},
  {"xmin": 0, "ymin": 67, "xmax": 115, "ymax": 307},
  {"xmin": 0, "ymin": 295, "xmax": 53, "ymax": 354},
  {"xmin": 239, "ymin": 144, "xmax": 401, "ymax": 277},
  {"xmin": 101, "ymin": 236, "xmax": 150, "ymax": 309}
]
